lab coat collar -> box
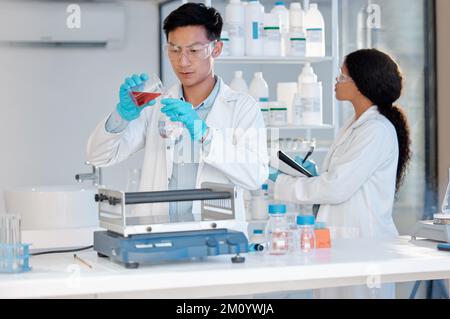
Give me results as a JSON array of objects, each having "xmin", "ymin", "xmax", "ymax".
[
  {"xmin": 332, "ymin": 106, "xmax": 379, "ymax": 149},
  {"xmin": 350, "ymin": 106, "xmax": 380, "ymax": 129},
  {"xmin": 167, "ymin": 76, "xmax": 236, "ymax": 104}
]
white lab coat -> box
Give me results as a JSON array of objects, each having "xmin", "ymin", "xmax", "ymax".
[
  {"xmin": 87, "ymin": 78, "xmax": 269, "ymax": 223},
  {"xmin": 274, "ymin": 106, "xmax": 399, "ymax": 299}
]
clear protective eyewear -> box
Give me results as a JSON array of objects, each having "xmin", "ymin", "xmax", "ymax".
[
  {"xmin": 164, "ymin": 41, "xmax": 217, "ymax": 61},
  {"xmin": 336, "ymin": 71, "xmax": 353, "ymax": 83}
]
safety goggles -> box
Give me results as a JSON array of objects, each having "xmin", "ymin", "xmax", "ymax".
[
  {"xmin": 164, "ymin": 41, "xmax": 217, "ymax": 61},
  {"xmin": 336, "ymin": 72, "xmax": 353, "ymax": 83}
]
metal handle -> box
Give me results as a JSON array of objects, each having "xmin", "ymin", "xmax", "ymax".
[{"xmin": 124, "ymin": 189, "xmax": 232, "ymax": 205}]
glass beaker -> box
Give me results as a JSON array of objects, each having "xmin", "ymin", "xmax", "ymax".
[
  {"xmin": 0, "ymin": 214, "xmax": 22, "ymax": 272},
  {"xmin": 158, "ymin": 110, "xmax": 184, "ymax": 140},
  {"xmin": 128, "ymin": 73, "xmax": 183, "ymax": 140},
  {"xmin": 129, "ymin": 73, "xmax": 164, "ymax": 107}
]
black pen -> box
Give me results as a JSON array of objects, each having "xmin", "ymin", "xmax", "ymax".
[{"xmin": 302, "ymin": 145, "xmax": 315, "ymax": 164}]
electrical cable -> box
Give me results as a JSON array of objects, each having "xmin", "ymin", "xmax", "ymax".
[{"xmin": 30, "ymin": 245, "xmax": 93, "ymax": 256}]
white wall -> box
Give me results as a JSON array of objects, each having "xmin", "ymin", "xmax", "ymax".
[{"xmin": 0, "ymin": 0, "xmax": 159, "ymax": 211}]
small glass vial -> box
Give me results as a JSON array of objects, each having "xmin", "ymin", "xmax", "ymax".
[
  {"xmin": 266, "ymin": 204, "xmax": 289, "ymax": 255},
  {"xmin": 297, "ymin": 215, "xmax": 316, "ymax": 254}
]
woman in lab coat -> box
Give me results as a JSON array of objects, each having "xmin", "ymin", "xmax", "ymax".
[{"xmin": 270, "ymin": 49, "xmax": 412, "ymax": 299}]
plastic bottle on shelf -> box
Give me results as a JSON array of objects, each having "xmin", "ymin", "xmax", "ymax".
[
  {"xmin": 270, "ymin": 1, "xmax": 289, "ymax": 56},
  {"xmin": 245, "ymin": 0, "xmax": 265, "ymax": 56},
  {"xmin": 304, "ymin": 3, "xmax": 325, "ymax": 57},
  {"xmin": 249, "ymin": 72, "xmax": 269, "ymax": 102},
  {"xmin": 260, "ymin": 102, "xmax": 270, "ymax": 127},
  {"xmin": 269, "ymin": 102, "xmax": 288, "ymax": 127},
  {"xmin": 277, "ymin": 82, "xmax": 297, "ymax": 124},
  {"xmin": 288, "ymin": 3, "xmax": 306, "ymax": 57},
  {"xmin": 297, "ymin": 63, "xmax": 323, "ymax": 125},
  {"xmin": 271, "ymin": 1, "xmax": 289, "ymax": 33},
  {"xmin": 263, "ymin": 13, "xmax": 282, "ymax": 57},
  {"xmin": 229, "ymin": 70, "xmax": 249, "ymax": 93},
  {"xmin": 301, "ymin": 81, "xmax": 323, "ymax": 125},
  {"xmin": 220, "ymin": 30, "xmax": 230, "ymax": 56},
  {"xmin": 288, "ymin": 31, "xmax": 306, "ymax": 57},
  {"xmin": 289, "ymin": 2, "xmax": 305, "ymax": 33},
  {"xmin": 297, "ymin": 62, "xmax": 318, "ymax": 93},
  {"xmin": 265, "ymin": 204, "xmax": 290, "ymax": 255},
  {"xmin": 225, "ymin": 0, "xmax": 245, "ymax": 56},
  {"xmin": 292, "ymin": 93, "xmax": 303, "ymax": 125}
]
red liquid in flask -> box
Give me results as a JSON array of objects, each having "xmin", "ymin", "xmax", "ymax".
[{"xmin": 131, "ymin": 91, "xmax": 161, "ymax": 107}]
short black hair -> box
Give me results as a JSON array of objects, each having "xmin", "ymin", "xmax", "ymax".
[{"xmin": 163, "ymin": 3, "xmax": 223, "ymax": 41}]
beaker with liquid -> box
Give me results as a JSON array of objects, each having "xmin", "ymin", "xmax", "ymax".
[{"xmin": 128, "ymin": 73, "xmax": 183, "ymax": 140}]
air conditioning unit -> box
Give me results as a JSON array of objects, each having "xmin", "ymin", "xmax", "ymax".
[{"xmin": 0, "ymin": 1, "xmax": 125, "ymax": 48}]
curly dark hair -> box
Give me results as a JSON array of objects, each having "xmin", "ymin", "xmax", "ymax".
[
  {"xmin": 345, "ymin": 49, "xmax": 412, "ymax": 193},
  {"xmin": 163, "ymin": 3, "xmax": 223, "ymax": 41}
]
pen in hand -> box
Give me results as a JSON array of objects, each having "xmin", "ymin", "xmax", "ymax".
[{"xmin": 302, "ymin": 143, "xmax": 316, "ymax": 164}]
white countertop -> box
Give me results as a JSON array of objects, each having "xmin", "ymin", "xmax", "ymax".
[{"xmin": 1, "ymin": 237, "xmax": 450, "ymax": 298}]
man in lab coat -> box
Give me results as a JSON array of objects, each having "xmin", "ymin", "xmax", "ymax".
[{"xmin": 86, "ymin": 3, "xmax": 269, "ymax": 224}]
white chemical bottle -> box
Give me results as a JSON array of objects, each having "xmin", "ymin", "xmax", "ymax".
[
  {"xmin": 249, "ymin": 72, "xmax": 269, "ymax": 102},
  {"xmin": 289, "ymin": 2, "xmax": 305, "ymax": 33},
  {"xmin": 225, "ymin": 0, "xmax": 245, "ymax": 56},
  {"xmin": 288, "ymin": 2, "xmax": 306, "ymax": 57},
  {"xmin": 304, "ymin": 3, "xmax": 325, "ymax": 57},
  {"xmin": 270, "ymin": 1, "xmax": 289, "ymax": 56},
  {"xmin": 230, "ymin": 70, "xmax": 249, "ymax": 93},
  {"xmin": 220, "ymin": 30, "xmax": 230, "ymax": 56},
  {"xmin": 277, "ymin": 82, "xmax": 298, "ymax": 124},
  {"xmin": 297, "ymin": 63, "xmax": 323, "ymax": 125},
  {"xmin": 297, "ymin": 62, "xmax": 317, "ymax": 92},
  {"xmin": 263, "ymin": 13, "xmax": 282, "ymax": 56},
  {"xmin": 245, "ymin": 0, "xmax": 264, "ymax": 56}
]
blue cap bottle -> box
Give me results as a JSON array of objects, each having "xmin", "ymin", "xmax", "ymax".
[{"xmin": 268, "ymin": 204, "xmax": 287, "ymax": 214}]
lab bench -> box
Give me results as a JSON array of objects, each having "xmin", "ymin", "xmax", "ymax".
[{"xmin": 1, "ymin": 237, "xmax": 450, "ymax": 299}]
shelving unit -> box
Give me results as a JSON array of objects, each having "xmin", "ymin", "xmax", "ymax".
[
  {"xmin": 216, "ymin": 56, "xmax": 334, "ymax": 64},
  {"xmin": 213, "ymin": 0, "xmax": 341, "ymax": 153}
]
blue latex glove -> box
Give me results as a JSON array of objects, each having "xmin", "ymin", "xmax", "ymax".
[
  {"xmin": 294, "ymin": 156, "xmax": 319, "ymax": 177},
  {"xmin": 268, "ymin": 166, "xmax": 281, "ymax": 182},
  {"xmin": 160, "ymin": 98, "xmax": 208, "ymax": 141},
  {"xmin": 116, "ymin": 73, "xmax": 156, "ymax": 121}
]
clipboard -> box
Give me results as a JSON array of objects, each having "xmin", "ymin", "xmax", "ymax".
[
  {"xmin": 276, "ymin": 150, "xmax": 321, "ymax": 217},
  {"xmin": 277, "ymin": 150, "xmax": 313, "ymax": 178}
]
